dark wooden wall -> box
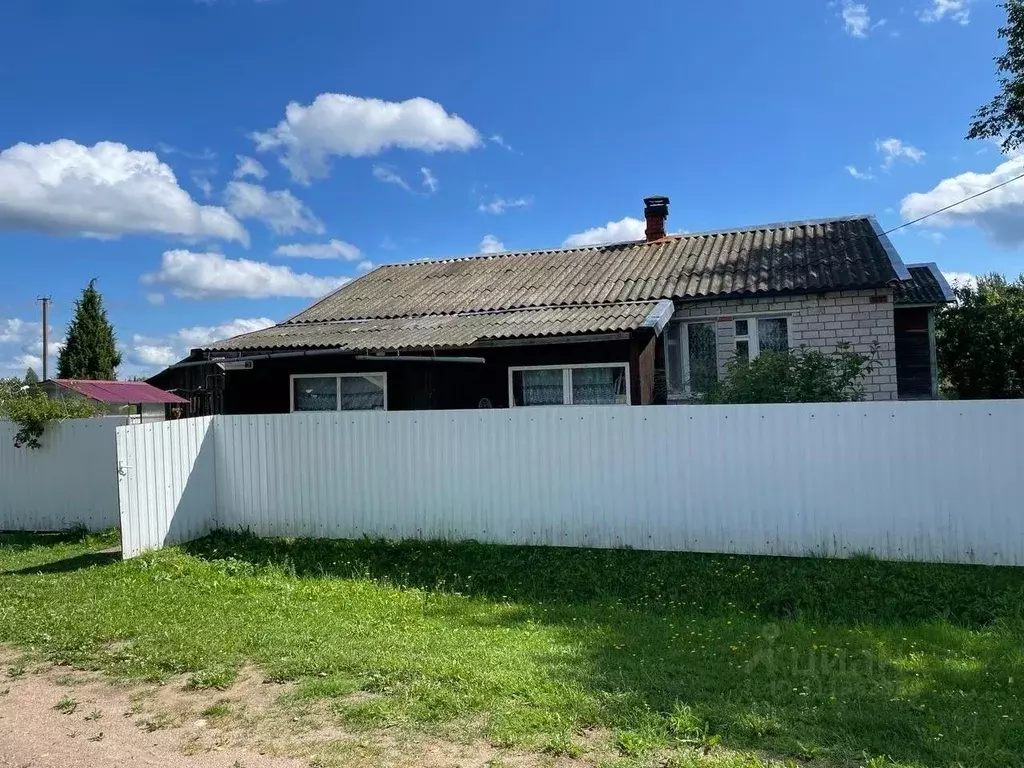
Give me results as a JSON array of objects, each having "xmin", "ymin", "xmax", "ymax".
[
  {"xmin": 895, "ymin": 308, "xmax": 934, "ymax": 399},
  {"xmin": 216, "ymin": 336, "xmax": 642, "ymax": 415}
]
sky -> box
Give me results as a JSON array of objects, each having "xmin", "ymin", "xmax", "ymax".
[{"xmin": 0, "ymin": 0, "xmax": 1020, "ymax": 378}]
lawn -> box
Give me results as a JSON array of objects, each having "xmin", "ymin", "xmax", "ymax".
[{"xmin": 1, "ymin": 529, "xmax": 1023, "ymax": 767}]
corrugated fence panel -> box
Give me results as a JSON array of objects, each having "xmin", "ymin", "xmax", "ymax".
[
  {"xmin": 201, "ymin": 401, "xmax": 1024, "ymax": 565},
  {"xmin": 117, "ymin": 417, "xmax": 216, "ymax": 558},
  {"xmin": 0, "ymin": 417, "xmax": 124, "ymax": 531}
]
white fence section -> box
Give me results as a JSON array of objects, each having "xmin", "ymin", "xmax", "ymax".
[
  {"xmin": 115, "ymin": 402, "xmax": 1024, "ymax": 564},
  {"xmin": 116, "ymin": 417, "xmax": 217, "ymax": 558},
  {"xmin": 0, "ymin": 417, "xmax": 125, "ymax": 531}
]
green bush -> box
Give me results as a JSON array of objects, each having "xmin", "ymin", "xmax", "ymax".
[
  {"xmin": 0, "ymin": 391, "xmax": 97, "ymax": 449},
  {"xmin": 706, "ymin": 343, "xmax": 877, "ymax": 404}
]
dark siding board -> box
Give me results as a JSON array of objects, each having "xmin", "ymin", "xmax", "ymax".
[
  {"xmin": 220, "ymin": 337, "xmax": 635, "ymax": 414},
  {"xmin": 895, "ymin": 308, "xmax": 933, "ymax": 399}
]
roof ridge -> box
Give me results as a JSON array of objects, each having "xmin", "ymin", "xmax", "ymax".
[{"xmin": 372, "ymin": 213, "xmax": 878, "ymax": 269}]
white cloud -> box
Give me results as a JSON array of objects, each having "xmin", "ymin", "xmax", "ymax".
[
  {"xmin": 274, "ymin": 239, "xmax": 362, "ymax": 260},
  {"xmin": 175, "ymin": 317, "xmax": 275, "ymax": 347},
  {"xmin": 129, "ymin": 317, "xmax": 276, "ymax": 369},
  {"xmin": 479, "ymin": 234, "xmax": 505, "ymax": 253},
  {"xmin": 489, "ymin": 134, "xmax": 513, "ymax": 151},
  {"xmin": 253, "ymin": 93, "xmax": 481, "ymax": 183},
  {"xmin": 420, "ymin": 167, "xmax": 438, "ymax": 194},
  {"xmin": 841, "ymin": 1, "xmax": 871, "ymax": 37},
  {"xmin": 357, "ymin": 260, "xmax": 375, "ymax": 273},
  {"xmin": 133, "ymin": 345, "xmax": 178, "ymax": 367},
  {"xmin": 846, "ymin": 165, "xmax": 875, "ymax": 180},
  {"xmin": 224, "ymin": 180, "xmax": 323, "ymax": 235},
  {"xmin": 146, "ymin": 292, "xmax": 166, "ymax": 306},
  {"xmin": 564, "ymin": 217, "xmax": 646, "ymax": 247},
  {"xmin": 234, "ymin": 155, "xmax": 267, "ymax": 180},
  {"xmin": 191, "ymin": 169, "xmax": 215, "ymax": 198},
  {"xmin": 919, "ymin": 229, "xmax": 947, "ymax": 244},
  {"xmin": 0, "ymin": 140, "xmax": 248, "ymax": 244},
  {"xmin": 142, "ymin": 250, "xmax": 348, "ymax": 299},
  {"xmin": 372, "ymin": 165, "xmax": 412, "ymax": 191},
  {"xmin": 877, "ymin": 138, "xmax": 926, "ymax": 169},
  {"xmin": 900, "ymin": 155, "xmax": 1024, "ymax": 246},
  {"xmin": 919, "ymin": 0, "xmax": 971, "ymax": 25},
  {"xmin": 478, "ymin": 196, "xmax": 531, "ymax": 214},
  {"xmin": 943, "ymin": 271, "xmax": 977, "ymax": 290},
  {"xmin": 0, "ymin": 319, "xmax": 63, "ymax": 377},
  {"xmin": 0, "ymin": 318, "xmax": 39, "ymax": 345}
]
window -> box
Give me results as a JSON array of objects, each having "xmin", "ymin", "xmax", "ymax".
[
  {"xmin": 665, "ymin": 320, "xmax": 719, "ymax": 396},
  {"xmin": 291, "ymin": 373, "xmax": 387, "ymax": 412},
  {"xmin": 734, "ymin": 317, "xmax": 789, "ymax": 362},
  {"xmin": 509, "ymin": 364, "xmax": 629, "ymax": 406}
]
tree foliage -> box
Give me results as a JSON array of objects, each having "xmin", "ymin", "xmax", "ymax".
[
  {"xmin": 705, "ymin": 344, "xmax": 877, "ymax": 404},
  {"xmin": 57, "ymin": 279, "xmax": 122, "ymax": 380},
  {"xmin": 968, "ymin": 1, "xmax": 1024, "ymax": 151},
  {"xmin": 23, "ymin": 367, "xmax": 39, "ymax": 386},
  {"xmin": 937, "ymin": 274, "xmax": 1024, "ymax": 398},
  {"xmin": 0, "ymin": 382, "xmax": 97, "ymax": 449}
]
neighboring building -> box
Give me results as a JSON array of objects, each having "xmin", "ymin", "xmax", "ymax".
[
  {"xmin": 43, "ymin": 379, "xmax": 188, "ymax": 422},
  {"xmin": 150, "ymin": 197, "xmax": 953, "ymax": 414}
]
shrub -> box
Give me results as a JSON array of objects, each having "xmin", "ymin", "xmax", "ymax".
[
  {"xmin": 0, "ymin": 391, "xmax": 98, "ymax": 449},
  {"xmin": 706, "ymin": 343, "xmax": 877, "ymax": 404}
]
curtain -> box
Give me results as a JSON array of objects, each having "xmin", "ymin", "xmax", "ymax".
[
  {"xmin": 688, "ymin": 322, "xmax": 718, "ymax": 393},
  {"xmin": 759, "ymin": 318, "xmax": 789, "ymax": 352},
  {"xmin": 293, "ymin": 377, "xmax": 337, "ymax": 411},
  {"xmin": 514, "ymin": 368, "xmax": 564, "ymax": 405},
  {"xmin": 340, "ymin": 375, "xmax": 385, "ymax": 410},
  {"xmin": 571, "ymin": 367, "xmax": 626, "ymax": 404}
]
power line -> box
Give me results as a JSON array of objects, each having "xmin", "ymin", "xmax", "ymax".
[{"xmin": 879, "ymin": 169, "xmax": 1024, "ymax": 237}]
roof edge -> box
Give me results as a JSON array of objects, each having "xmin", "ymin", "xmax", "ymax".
[
  {"xmin": 869, "ymin": 217, "xmax": 912, "ymax": 282},
  {"xmin": 912, "ymin": 262, "xmax": 956, "ymax": 302}
]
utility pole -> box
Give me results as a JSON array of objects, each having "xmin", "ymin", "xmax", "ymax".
[{"xmin": 37, "ymin": 296, "xmax": 51, "ymax": 381}]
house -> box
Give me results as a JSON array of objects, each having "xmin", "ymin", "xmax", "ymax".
[
  {"xmin": 150, "ymin": 197, "xmax": 953, "ymax": 414},
  {"xmin": 43, "ymin": 379, "xmax": 188, "ymax": 422}
]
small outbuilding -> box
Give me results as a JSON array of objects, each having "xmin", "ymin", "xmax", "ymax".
[{"xmin": 43, "ymin": 379, "xmax": 188, "ymax": 422}]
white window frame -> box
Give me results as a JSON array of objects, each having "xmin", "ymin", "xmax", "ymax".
[
  {"xmin": 678, "ymin": 320, "xmax": 719, "ymax": 396},
  {"xmin": 734, "ymin": 316, "xmax": 789, "ymax": 361},
  {"xmin": 289, "ymin": 372, "xmax": 388, "ymax": 413},
  {"xmin": 507, "ymin": 363, "xmax": 631, "ymax": 407}
]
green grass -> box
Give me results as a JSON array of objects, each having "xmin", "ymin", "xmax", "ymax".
[{"xmin": 2, "ymin": 528, "xmax": 1023, "ymax": 767}]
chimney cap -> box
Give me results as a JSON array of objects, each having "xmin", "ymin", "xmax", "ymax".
[{"xmin": 643, "ymin": 196, "xmax": 670, "ymax": 216}]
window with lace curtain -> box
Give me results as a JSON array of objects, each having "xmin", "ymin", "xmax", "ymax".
[
  {"xmin": 290, "ymin": 373, "xmax": 387, "ymax": 412},
  {"xmin": 509, "ymin": 364, "xmax": 630, "ymax": 406}
]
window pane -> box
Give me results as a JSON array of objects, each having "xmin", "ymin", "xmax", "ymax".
[
  {"xmin": 734, "ymin": 319, "xmax": 749, "ymax": 337},
  {"xmin": 735, "ymin": 339, "xmax": 750, "ymax": 364},
  {"xmin": 512, "ymin": 368, "xmax": 564, "ymax": 406},
  {"xmin": 665, "ymin": 321, "xmax": 683, "ymax": 394},
  {"xmin": 339, "ymin": 374, "xmax": 385, "ymax": 410},
  {"xmin": 759, "ymin": 318, "xmax": 789, "ymax": 352},
  {"xmin": 687, "ymin": 322, "xmax": 718, "ymax": 393},
  {"xmin": 571, "ymin": 366, "xmax": 627, "ymax": 405},
  {"xmin": 293, "ymin": 376, "xmax": 337, "ymax": 411}
]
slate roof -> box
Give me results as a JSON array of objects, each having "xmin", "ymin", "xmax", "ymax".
[
  {"xmin": 202, "ymin": 214, "xmax": 910, "ymax": 354},
  {"xmin": 49, "ymin": 379, "xmax": 188, "ymax": 404},
  {"xmin": 893, "ymin": 263, "xmax": 955, "ymax": 306},
  {"xmin": 206, "ymin": 302, "xmax": 664, "ymax": 352}
]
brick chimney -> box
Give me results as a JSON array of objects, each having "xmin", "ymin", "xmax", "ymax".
[{"xmin": 643, "ymin": 196, "xmax": 669, "ymax": 242}]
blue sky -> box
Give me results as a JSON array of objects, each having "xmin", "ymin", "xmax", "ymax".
[{"xmin": 0, "ymin": 0, "xmax": 1019, "ymax": 377}]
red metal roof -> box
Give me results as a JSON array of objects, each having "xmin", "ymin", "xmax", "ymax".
[{"xmin": 50, "ymin": 379, "xmax": 188, "ymax": 405}]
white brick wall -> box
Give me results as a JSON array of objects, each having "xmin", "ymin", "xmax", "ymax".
[{"xmin": 670, "ymin": 289, "xmax": 897, "ymax": 401}]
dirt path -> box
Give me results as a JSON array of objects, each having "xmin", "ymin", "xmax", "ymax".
[{"xmin": 0, "ymin": 652, "xmax": 578, "ymax": 768}]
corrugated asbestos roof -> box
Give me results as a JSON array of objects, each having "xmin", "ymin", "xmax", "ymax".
[
  {"xmin": 291, "ymin": 216, "xmax": 902, "ymax": 323},
  {"xmin": 893, "ymin": 263, "xmax": 955, "ymax": 306},
  {"xmin": 206, "ymin": 302, "xmax": 660, "ymax": 352},
  {"xmin": 202, "ymin": 215, "xmax": 909, "ymax": 354}
]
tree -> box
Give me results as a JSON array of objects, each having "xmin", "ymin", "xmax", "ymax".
[
  {"xmin": 936, "ymin": 274, "xmax": 1024, "ymax": 398},
  {"xmin": 56, "ymin": 279, "xmax": 122, "ymax": 380},
  {"xmin": 967, "ymin": 1, "xmax": 1024, "ymax": 152},
  {"xmin": 705, "ymin": 344, "xmax": 877, "ymax": 404},
  {"xmin": 23, "ymin": 368, "xmax": 39, "ymax": 386}
]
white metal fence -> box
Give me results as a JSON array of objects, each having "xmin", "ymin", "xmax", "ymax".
[
  {"xmin": 114, "ymin": 402, "xmax": 1024, "ymax": 565},
  {"xmin": 0, "ymin": 417, "xmax": 125, "ymax": 531}
]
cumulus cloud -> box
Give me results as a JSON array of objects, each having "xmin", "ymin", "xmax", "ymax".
[
  {"xmin": 943, "ymin": 271, "xmax": 977, "ymax": 289},
  {"xmin": 478, "ymin": 196, "xmax": 531, "ymax": 214},
  {"xmin": 176, "ymin": 317, "xmax": 276, "ymax": 347},
  {"xmin": 234, "ymin": 155, "xmax": 267, "ymax": 180},
  {"xmin": 224, "ymin": 181, "xmax": 323, "ymax": 235},
  {"xmin": 564, "ymin": 217, "xmax": 646, "ymax": 247},
  {"xmin": 274, "ymin": 239, "xmax": 362, "ymax": 260},
  {"xmin": 919, "ymin": 0, "xmax": 971, "ymax": 24},
  {"xmin": 133, "ymin": 345, "xmax": 178, "ymax": 367},
  {"xmin": 252, "ymin": 93, "xmax": 481, "ymax": 183},
  {"xmin": 877, "ymin": 138, "xmax": 926, "ymax": 169},
  {"xmin": 142, "ymin": 250, "xmax": 348, "ymax": 299},
  {"xmin": 0, "ymin": 139, "xmax": 248, "ymax": 243},
  {"xmin": 479, "ymin": 234, "xmax": 505, "ymax": 254},
  {"xmin": 129, "ymin": 317, "xmax": 276, "ymax": 369},
  {"xmin": 357, "ymin": 260, "xmax": 375, "ymax": 273},
  {"xmin": 900, "ymin": 155, "xmax": 1024, "ymax": 246},
  {"xmin": 0, "ymin": 318, "xmax": 62, "ymax": 376},
  {"xmin": 841, "ymin": 1, "xmax": 871, "ymax": 37}
]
